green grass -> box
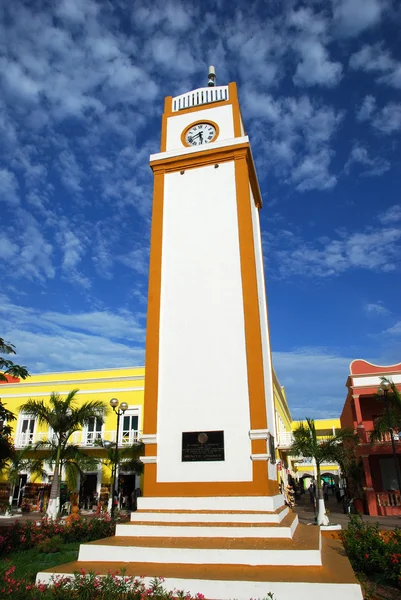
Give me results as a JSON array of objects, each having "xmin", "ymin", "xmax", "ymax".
[{"xmin": 0, "ymin": 542, "xmax": 79, "ymax": 584}]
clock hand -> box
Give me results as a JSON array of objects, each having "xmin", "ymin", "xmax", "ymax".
[{"xmin": 188, "ymin": 132, "xmax": 201, "ymax": 143}]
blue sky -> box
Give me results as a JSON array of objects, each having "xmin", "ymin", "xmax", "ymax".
[{"xmin": 1, "ymin": 0, "xmax": 400, "ymax": 419}]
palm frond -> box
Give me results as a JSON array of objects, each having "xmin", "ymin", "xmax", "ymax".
[{"xmin": 18, "ymin": 399, "xmax": 53, "ymax": 427}]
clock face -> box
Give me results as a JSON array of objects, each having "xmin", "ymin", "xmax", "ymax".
[{"xmin": 185, "ymin": 122, "xmax": 217, "ymax": 146}]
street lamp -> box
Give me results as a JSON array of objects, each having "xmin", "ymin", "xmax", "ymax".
[
  {"xmin": 377, "ymin": 381, "xmax": 401, "ymax": 494},
  {"xmin": 107, "ymin": 398, "xmax": 128, "ymax": 518}
]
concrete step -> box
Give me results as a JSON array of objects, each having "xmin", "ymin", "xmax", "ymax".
[
  {"xmin": 78, "ymin": 520, "xmax": 315, "ymax": 566},
  {"xmin": 137, "ymin": 495, "xmax": 284, "ymax": 512},
  {"xmin": 37, "ymin": 534, "xmax": 363, "ymax": 600},
  {"xmin": 131, "ymin": 505, "xmax": 289, "ymax": 524},
  {"xmin": 117, "ymin": 511, "xmax": 298, "ymax": 539}
]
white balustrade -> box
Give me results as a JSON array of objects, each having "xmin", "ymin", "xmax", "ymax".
[
  {"xmin": 276, "ymin": 431, "xmax": 294, "ymax": 448},
  {"xmin": 172, "ymin": 86, "xmax": 229, "ymax": 112},
  {"xmin": 14, "ymin": 430, "xmax": 141, "ymax": 448}
]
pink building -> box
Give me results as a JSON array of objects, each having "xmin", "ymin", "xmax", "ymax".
[{"xmin": 341, "ymin": 360, "xmax": 401, "ymax": 516}]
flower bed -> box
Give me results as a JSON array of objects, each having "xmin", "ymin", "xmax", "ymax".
[
  {"xmin": 1, "ymin": 567, "xmax": 277, "ymax": 599},
  {"xmin": 340, "ymin": 515, "xmax": 401, "ymax": 588},
  {"xmin": 1, "ymin": 568, "xmax": 206, "ymax": 599},
  {"xmin": 0, "ymin": 512, "xmax": 129, "ymax": 556}
]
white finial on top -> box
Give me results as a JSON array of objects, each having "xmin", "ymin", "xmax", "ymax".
[{"xmin": 208, "ymin": 65, "xmax": 216, "ymax": 87}]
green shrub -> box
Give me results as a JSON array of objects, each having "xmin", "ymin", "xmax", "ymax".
[
  {"xmin": 0, "ymin": 512, "xmax": 129, "ymax": 557},
  {"xmin": 340, "ymin": 514, "xmax": 401, "ymax": 588},
  {"xmin": 37, "ymin": 535, "xmax": 64, "ymax": 554}
]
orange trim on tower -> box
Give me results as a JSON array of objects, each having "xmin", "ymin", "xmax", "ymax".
[
  {"xmin": 234, "ymin": 155, "xmax": 268, "ymax": 437},
  {"xmin": 160, "ymin": 96, "xmax": 172, "ymax": 152},
  {"xmin": 142, "ymin": 171, "xmax": 164, "ymax": 436},
  {"xmin": 150, "ymin": 143, "xmax": 263, "ymax": 210},
  {"xmin": 228, "ymin": 82, "xmax": 242, "ymax": 138},
  {"xmin": 143, "ymin": 464, "xmax": 278, "ymax": 497},
  {"xmin": 251, "ymin": 439, "xmax": 267, "ymax": 454}
]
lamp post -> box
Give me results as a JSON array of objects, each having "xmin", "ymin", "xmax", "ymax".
[
  {"xmin": 377, "ymin": 381, "xmax": 401, "ymax": 494},
  {"xmin": 106, "ymin": 398, "xmax": 128, "ymax": 518}
]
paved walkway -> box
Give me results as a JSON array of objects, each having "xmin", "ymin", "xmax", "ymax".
[{"xmin": 293, "ymin": 492, "xmax": 401, "ymax": 529}]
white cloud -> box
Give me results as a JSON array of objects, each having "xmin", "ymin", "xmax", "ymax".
[
  {"xmin": 0, "ymin": 168, "xmax": 20, "ymax": 205},
  {"xmin": 364, "ymin": 301, "xmax": 390, "ymax": 316},
  {"xmin": 56, "ymin": 221, "xmax": 90, "ymax": 289},
  {"xmin": 0, "ymin": 295, "xmax": 146, "ymax": 373},
  {"xmin": 273, "ymin": 348, "xmax": 352, "ymax": 418},
  {"xmin": 293, "ymin": 39, "xmax": 343, "ymax": 88},
  {"xmin": 373, "ymin": 103, "xmax": 401, "ymax": 134},
  {"xmin": 57, "ymin": 150, "xmax": 84, "ymax": 195},
  {"xmin": 291, "ymin": 149, "xmax": 337, "ymax": 191},
  {"xmin": 344, "ymin": 144, "xmax": 390, "ymax": 176},
  {"xmin": 350, "ymin": 43, "xmax": 394, "ymax": 72},
  {"xmin": 356, "ymin": 95, "xmax": 376, "ymax": 122},
  {"xmin": 350, "ymin": 43, "xmax": 401, "ymax": 89},
  {"xmin": 385, "ymin": 321, "xmax": 401, "ymax": 335},
  {"xmin": 243, "ymin": 93, "xmax": 343, "ymax": 191},
  {"xmin": 332, "ymin": 0, "xmax": 386, "ymax": 37},
  {"xmin": 118, "ymin": 245, "xmax": 150, "ymax": 276},
  {"xmin": 270, "ymin": 224, "xmax": 401, "ymax": 278},
  {"xmin": 0, "ymin": 233, "xmax": 18, "ymax": 260},
  {"xmin": 379, "ymin": 205, "xmax": 401, "ymax": 225},
  {"xmin": 288, "ymin": 7, "xmax": 343, "ymax": 88}
]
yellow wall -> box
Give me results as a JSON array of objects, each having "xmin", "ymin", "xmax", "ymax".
[
  {"xmin": 1, "ymin": 366, "xmax": 145, "ymax": 437},
  {"xmin": 292, "ymin": 418, "xmax": 341, "ymax": 438},
  {"xmin": 1, "ymin": 367, "xmax": 145, "ymax": 489}
]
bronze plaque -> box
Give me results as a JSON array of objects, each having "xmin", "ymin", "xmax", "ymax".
[{"xmin": 182, "ymin": 430, "xmax": 225, "ymax": 462}]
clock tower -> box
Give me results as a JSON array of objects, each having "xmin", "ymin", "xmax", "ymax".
[
  {"xmin": 37, "ymin": 70, "xmax": 363, "ymax": 600},
  {"xmin": 141, "ymin": 67, "xmax": 280, "ymax": 509}
]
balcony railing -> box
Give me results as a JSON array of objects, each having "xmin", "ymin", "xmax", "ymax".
[
  {"xmin": 366, "ymin": 430, "xmax": 400, "ymax": 443},
  {"xmin": 172, "ymin": 86, "xmax": 229, "ymax": 112},
  {"xmin": 14, "ymin": 430, "xmax": 141, "ymax": 448},
  {"xmin": 377, "ymin": 491, "xmax": 401, "ymax": 508},
  {"xmin": 276, "ymin": 431, "xmax": 294, "ymax": 448}
]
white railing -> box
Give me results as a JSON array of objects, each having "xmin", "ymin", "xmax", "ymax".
[
  {"xmin": 294, "ymin": 458, "xmax": 338, "ymax": 467},
  {"xmin": 276, "ymin": 431, "xmax": 294, "ymax": 448},
  {"xmin": 172, "ymin": 86, "xmax": 229, "ymax": 112},
  {"xmin": 14, "ymin": 430, "xmax": 141, "ymax": 448}
]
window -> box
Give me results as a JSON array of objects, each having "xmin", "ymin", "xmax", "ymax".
[
  {"xmin": 121, "ymin": 413, "xmax": 139, "ymax": 446},
  {"xmin": 85, "ymin": 417, "xmax": 103, "ymax": 446},
  {"xmin": 18, "ymin": 415, "xmax": 36, "ymax": 445}
]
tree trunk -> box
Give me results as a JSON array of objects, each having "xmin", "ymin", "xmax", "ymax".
[
  {"xmin": 8, "ymin": 486, "xmax": 14, "ymax": 511},
  {"xmin": 47, "ymin": 449, "xmax": 61, "ymax": 519},
  {"xmin": 316, "ymin": 464, "xmax": 330, "ymax": 526}
]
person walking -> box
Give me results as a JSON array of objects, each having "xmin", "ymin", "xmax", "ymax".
[{"xmin": 308, "ymin": 480, "xmax": 316, "ymax": 516}]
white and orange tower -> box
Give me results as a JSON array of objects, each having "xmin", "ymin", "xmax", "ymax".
[
  {"xmin": 37, "ymin": 71, "xmax": 363, "ymax": 600},
  {"xmin": 141, "ymin": 67, "xmax": 280, "ymax": 508}
]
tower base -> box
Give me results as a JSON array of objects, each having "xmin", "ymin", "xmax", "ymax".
[{"xmin": 36, "ymin": 499, "xmax": 363, "ymax": 599}]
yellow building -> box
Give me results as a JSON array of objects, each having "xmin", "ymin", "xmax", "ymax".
[
  {"xmin": 290, "ymin": 418, "xmax": 342, "ymax": 487},
  {"xmin": 0, "ymin": 367, "xmax": 144, "ymax": 509},
  {"xmin": 0, "ymin": 365, "xmax": 342, "ymax": 506},
  {"xmin": 273, "ymin": 371, "xmax": 293, "ymax": 486}
]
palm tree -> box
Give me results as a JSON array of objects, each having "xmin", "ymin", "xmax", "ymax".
[
  {"xmin": 4, "ymin": 447, "xmax": 46, "ymax": 508},
  {"xmin": 19, "ymin": 390, "xmax": 106, "ymax": 518},
  {"xmin": 35, "ymin": 438, "xmax": 99, "ymax": 505},
  {"xmin": 371, "ymin": 377, "xmax": 401, "ymax": 443},
  {"xmin": 101, "ymin": 441, "xmax": 144, "ymax": 512},
  {"xmin": 290, "ymin": 418, "xmax": 355, "ymax": 525},
  {"xmin": 0, "ymin": 337, "xmax": 29, "ymax": 382}
]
